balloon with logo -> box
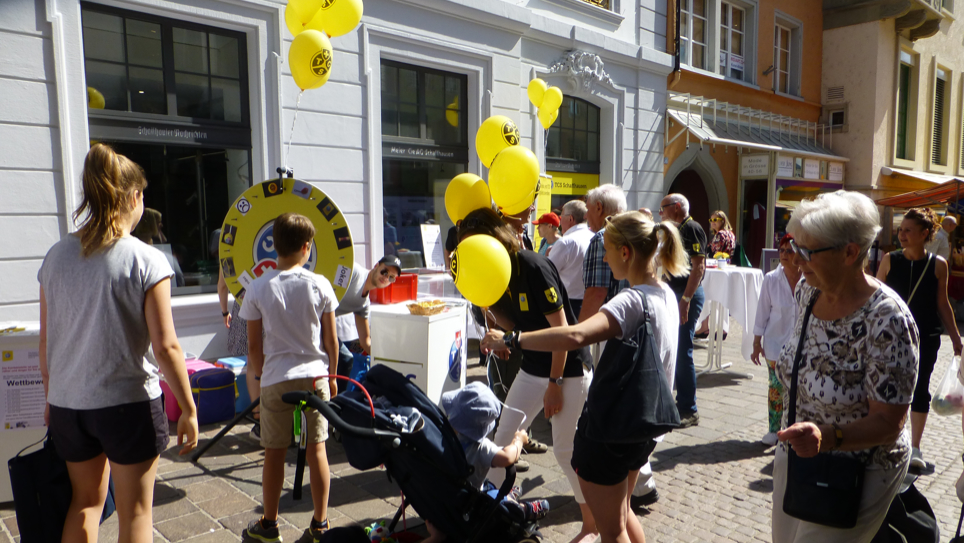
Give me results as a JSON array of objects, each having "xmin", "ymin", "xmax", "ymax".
[
  {"xmin": 527, "ymin": 78, "xmax": 547, "ymax": 108},
  {"xmin": 285, "ymin": 0, "xmax": 322, "ymax": 37},
  {"xmin": 289, "ymin": 30, "xmax": 333, "ymax": 90},
  {"xmin": 475, "ymin": 115, "xmax": 520, "ymax": 168},
  {"xmin": 451, "ymin": 235, "xmax": 511, "ymax": 307},
  {"xmin": 304, "ymin": 0, "xmax": 364, "ymax": 38},
  {"xmin": 488, "ymin": 146, "xmax": 540, "ymax": 215},
  {"xmin": 445, "ymin": 173, "xmax": 491, "ymax": 223}
]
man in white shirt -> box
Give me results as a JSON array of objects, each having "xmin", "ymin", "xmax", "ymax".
[
  {"xmin": 925, "ymin": 215, "xmax": 956, "ymax": 261},
  {"xmin": 547, "ymin": 200, "xmax": 595, "ymax": 318}
]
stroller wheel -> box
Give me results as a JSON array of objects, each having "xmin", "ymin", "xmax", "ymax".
[{"xmin": 515, "ymin": 537, "xmax": 540, "ymax": 543}]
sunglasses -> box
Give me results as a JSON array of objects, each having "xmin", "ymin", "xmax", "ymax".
[
  {"xmin": 379, "ymin": 268, "xmax": 398, "ymax": 283},
  {"xmin": 710, "ymin": 218, "xmax": 723, "ymax": 223},
  {"xmin": 778, "ymin": 248, "xmax": 794, "ymax": 255},
  {"xmin": 789, "ymin": 239, "xmax": 837, "ymax": 262}
]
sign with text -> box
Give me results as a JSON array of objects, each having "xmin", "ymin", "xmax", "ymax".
[
  {"xmin": 828, "ymin": 162, "xmax": 845, "ymax": 182},
  {"xmin": 741, "ymin": 154, "xmax": 769, "ymax": 178},
  {"xmin": 804, "ymin": 159, "xmax": 820, "ymax": 180},
  {"xmin": 777, "ymin": 155, "xmax": 794, "ymax": 178}
]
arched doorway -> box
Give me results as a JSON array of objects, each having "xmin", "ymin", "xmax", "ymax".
[{"xmin": 668, "ymin": 170, "xmax": 710, "ymax": 228}]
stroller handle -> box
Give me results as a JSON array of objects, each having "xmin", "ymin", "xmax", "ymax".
[{"xmin": 281, "ymin": 391, "xmax": 402, "ymax": 445}]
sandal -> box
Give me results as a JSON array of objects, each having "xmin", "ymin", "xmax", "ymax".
[{"xmin": 523, "ymin": 438, "xmax": 548, "ymax": 454}]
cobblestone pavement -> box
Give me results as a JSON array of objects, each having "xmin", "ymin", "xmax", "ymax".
[{"xmin": 3, "ymin": 321, "xmax": 964, "ymax": 543}]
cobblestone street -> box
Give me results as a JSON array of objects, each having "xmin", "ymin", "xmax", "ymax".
[{"xmin": 3, "ymin": 321, "xmax": 963, "ymax": 543}]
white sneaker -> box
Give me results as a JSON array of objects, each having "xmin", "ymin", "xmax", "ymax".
[
  {"xmin": 910, "ymin": 447, "xmax": 926, "ymax": 470},
  {"xmin": 762, "ymin": 432, "xmax": 779, "ymax": 446}
]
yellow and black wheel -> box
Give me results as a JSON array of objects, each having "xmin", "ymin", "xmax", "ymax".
[{"xmin": 218, "ymin": 178, "xmax": 354, "ymax": 304}]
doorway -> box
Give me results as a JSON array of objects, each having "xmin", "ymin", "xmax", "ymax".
[
  {"xmin": 741, "ymin": 179, "xmax": 768, "ymax": 267},
  {"xmin": 668, "ymin": 170, "xmax": 710, "ymax": 228}
]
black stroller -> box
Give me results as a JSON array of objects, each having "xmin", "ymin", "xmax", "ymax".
[{"xmin": 282, "ymin": 365, "xmax": 543, "ymax": 543}]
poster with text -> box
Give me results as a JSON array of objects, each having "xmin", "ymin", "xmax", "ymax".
[{"xmin": 1, "ymin": 348, "xmax": 46, "ymax": 430}]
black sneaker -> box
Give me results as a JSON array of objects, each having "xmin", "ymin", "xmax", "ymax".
[
  {"xmin": 631, "ymin": 489, "xmax": 659, "ymax": 508},
  {"xmin": 248, "ymin": 423, "xmax": 262, "ymax": 444},
  {"xmin": 678, "ymin": 411, "xmax": 700, "ymax": 428},
  {"xmin": 522, "ymin": 499, "xmax": 550, "ymax": 521},
  {"xmin": 242, "ymin": 518, "xmax": 281, "ymax": 543},
  {"xmin": 294, "ymin": 518, "xmax": 329, "ymax": 543}
]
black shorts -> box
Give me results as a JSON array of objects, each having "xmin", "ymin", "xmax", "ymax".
[
  {"xmin": 49, "ymin": 397, "xmax": 169, "ymax": 465},
  {"xmin": 571, "ymin": 426, "xmax": 658, "ymax": 486}
]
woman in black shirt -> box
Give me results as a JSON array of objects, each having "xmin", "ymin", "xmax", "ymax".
[
  {"xmin": 458, "ymin": 208, "xmax": 596, "ymax": 540},
  {"xmin": 876, "ymin": 207, "xmax": 962, "ymax": 470}
]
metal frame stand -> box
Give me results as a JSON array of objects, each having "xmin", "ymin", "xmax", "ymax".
[
  {"xmin": 191, "ymin": 398, "xmax": 260, "ymax": 462},
  {"xmin": 695, "ymin": 300, "xmax": 753, "ymax": 379}
]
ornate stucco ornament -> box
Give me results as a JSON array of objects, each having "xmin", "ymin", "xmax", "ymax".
[{"xmin": 548, "ymin": 50, "xmax": 614, "ymax": 93}]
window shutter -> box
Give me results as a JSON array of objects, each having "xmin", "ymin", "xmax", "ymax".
[
  {"xmin": 933, "ymin": 76, "xmax": 946, "ymax": 165},
  {"xmin": 827, "ymin": 86, "xmax": 845, "ymax": 103}
]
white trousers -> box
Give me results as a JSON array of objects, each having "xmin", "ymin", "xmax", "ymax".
[{"xmin": 487, "ymin": 367, "xmax": 592, "ymax": 503}]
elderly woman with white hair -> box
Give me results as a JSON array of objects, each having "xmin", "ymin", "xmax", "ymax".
[{"xmin": 772, "ymin": 191, "xmax": 918, "ymax": 542}]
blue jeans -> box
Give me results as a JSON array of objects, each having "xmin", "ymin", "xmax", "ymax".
[
  {"xmin": 337, "ymin": 341, "xmax": 354, "ymax": 379},
  {"xmin": 674, "ymin": 285, "xmax": 704, "ymax": 415}
]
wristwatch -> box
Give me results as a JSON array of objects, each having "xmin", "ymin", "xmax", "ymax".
[
  {"xmin": 549, "ymin": 377, "xmax": 564, "ymax": 386},
  {"xmin": 681, "ymin": 295, "xmax": 692, "ymax": 303},
  {"xmin": 221, "ymin": 310, "xmax": 229, "ymax": 317},
  {"xmin": 831, "ymin": 423, "xmax": 844, "ymax": 450},
  {"xmin": 503, "ymin": 330, "xmax": 522, "ymax": 350}
]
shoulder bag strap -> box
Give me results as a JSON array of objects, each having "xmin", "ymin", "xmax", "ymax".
[
  {"xmin": 787, "ymin": 293, "xmax": 819, "ymax": 426},
  {"xmin": 906, "ymin": 253, "xmax": 933, "ymax": 305}
]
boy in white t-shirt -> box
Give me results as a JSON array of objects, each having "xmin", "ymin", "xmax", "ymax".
[{"xmin": 239, "ymin": 213, "xmax": 339, "ymax": 543}]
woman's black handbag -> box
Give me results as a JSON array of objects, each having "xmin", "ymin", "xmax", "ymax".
[
  {"xmin": 782, "ymin": 293, "xmax": 866, "ymax": 529},
  {"xmin": 8, "ymin": 433, "xmax": 116, "ymax": 543},
  {"xmin": 581, "ymin": 287, "xmax": 680, "ymax": 444}
]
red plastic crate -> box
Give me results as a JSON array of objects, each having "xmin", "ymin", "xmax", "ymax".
[{"xmin": 370, "ymin": 273, "xmax": 418, "ymax": 304}]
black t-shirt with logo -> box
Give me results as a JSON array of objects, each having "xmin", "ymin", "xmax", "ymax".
[
  {"xmin": 667, "ymin": 216, "xmax": 707, "ymax": 294},
  {"xmin": 493, "ymin": 251, "xmax": 589, "ymax": 378}
]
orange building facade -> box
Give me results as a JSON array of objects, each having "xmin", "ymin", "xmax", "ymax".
[{"xmin": 662, "ymin": 0, "xmax": 847, "ymax": 266}]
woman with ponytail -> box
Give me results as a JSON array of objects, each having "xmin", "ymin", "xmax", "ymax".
[
  {"xmin": 483, "ymin": 211, "xmax": 688, "ymax": 543},
  {"xmin": 38, "ymin": 143, "xmax": 199, "ymax": 543}
]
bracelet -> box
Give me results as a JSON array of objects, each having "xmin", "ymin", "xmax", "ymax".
[
  {"xmin": 830, "ymin": 423, "xmax": 844, "ymax": 451},
  {"xmin": 221, "ymin": 311, "xmax": 229, "ymax": 317}
]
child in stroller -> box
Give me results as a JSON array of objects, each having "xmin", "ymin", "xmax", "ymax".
[
  {"xmin": 283, "ymin": 365, "xmax": 546, "ymax": 543},
  {"xmin": 425, "ymin": 382, "xmax": 550, "ymax": 542}
]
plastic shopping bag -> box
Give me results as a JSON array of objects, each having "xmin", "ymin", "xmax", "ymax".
[{"xmin": 931, "ymin": 356, "xmax": 964, "ymax": 416}]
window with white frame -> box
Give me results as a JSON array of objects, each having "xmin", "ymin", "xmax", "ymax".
[
  {"xmin": 680, "ymin": 0, "xmax": 708, "ymax": 70},
  {"xmin": 773, "ymin": 15, "xmax": 802, "ymax": 96},
  {"xmin": 931, "ymin": 66, "xmax": 951, "ymax": 166},
  {"xmin": 719, "ymin": 3, "xmax": 745, "ymax": 80}
]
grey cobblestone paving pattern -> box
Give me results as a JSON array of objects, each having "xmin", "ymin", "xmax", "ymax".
[{"xmin": 2, "ymin": 321, "xmax": 963, "ymax": 542}]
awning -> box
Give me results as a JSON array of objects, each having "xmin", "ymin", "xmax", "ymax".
[
  {"xmin": 880, "ymin": 166, "xmax": 958, "ymax": 185},
  {"xmin": 666, "ymin": 109, "xmax": 848, "ymax": 163},
  {"xmin": 875, "ymin": 178, "xmax": 964, "ymax": 208}
]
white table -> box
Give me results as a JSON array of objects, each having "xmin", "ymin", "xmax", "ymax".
[{"xmin": 696, "ymin": 267, "xmax": 763, "ymax": 378}]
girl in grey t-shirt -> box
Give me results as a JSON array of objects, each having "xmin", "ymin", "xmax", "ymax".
[{"xmin": 39, "ymin": 143, "xmax": 198, "ymax": 543}]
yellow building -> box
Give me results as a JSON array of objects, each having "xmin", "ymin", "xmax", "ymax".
[{"xmin": 663, "ymin": 0, "xmax": 845, "ymax": 266}]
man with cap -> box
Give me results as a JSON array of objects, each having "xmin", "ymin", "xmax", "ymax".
[
  {"xmin": 533, "ymin": 212, "xmax": 561, "ymax": 257},
  {"xmin": 333, "ymin": 255, "xmax": 402, "ymax": 378}
]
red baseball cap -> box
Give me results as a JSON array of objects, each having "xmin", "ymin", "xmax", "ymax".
[{"xmin": 532, "ymin": 212, "xmax": 560, "ymax": 227}]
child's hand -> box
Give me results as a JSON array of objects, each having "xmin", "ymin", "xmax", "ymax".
[
  {"xmin": 514, "ymin": 431, "xmax": 529, "ymax": 446},
  {"xmin": 177, "ymin": 412, "xmax": 199, "ymax": 455},
  {"xmin": 329, "ymin": 376, "xmax": 338, "ymax": 398}
]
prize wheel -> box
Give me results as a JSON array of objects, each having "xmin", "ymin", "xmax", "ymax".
[{"xmin": 219, "ymin": 178, "xmax": 354, "ymax": 304}]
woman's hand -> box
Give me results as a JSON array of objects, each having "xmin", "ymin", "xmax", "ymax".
[
  {"xmin": 777, "ymin": 422, "xmax": 823, "ymax": 457},
  {"xmin": 751, "ymin": 340, "xmax": 764, "ymax": 366},
  {"xmin": 953, "ymin": 337, "xmax": 963, "ymax": 357},
  {"xmin": 482, "ymin": 330, "xmax": 509, "ymax": 355},
  {"xmin": 543, "ymin": 384, "xmax": 563, "ymax": 419},
  {"xmin": 223, "ymin": 312, "xmax": 232, "ymax": 329},
  {"xmin": 177, "ymin": 412, "xmax": 199, "ymax": 455}
]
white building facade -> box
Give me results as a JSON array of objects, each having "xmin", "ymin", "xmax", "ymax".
[{"xmin": 0, "ymin": 0, "xmax": 672, "ymax": 356}]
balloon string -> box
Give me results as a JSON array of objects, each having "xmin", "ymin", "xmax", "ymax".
[{"xmin": 284, "ymin": 91, "xmax": 304, "ymax": 173}]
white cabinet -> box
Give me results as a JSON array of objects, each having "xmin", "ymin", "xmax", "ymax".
[{"xmin": 369, "ymin": 301, "xmax": 466, "ymax": 404}]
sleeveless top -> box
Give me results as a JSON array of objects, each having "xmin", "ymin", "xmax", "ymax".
[{"xmin": 884, "ymin": 250, "xmax": 941, "ymax": 338}]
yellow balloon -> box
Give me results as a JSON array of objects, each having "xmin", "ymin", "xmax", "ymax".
[
  {"xmin": 537, "ymin": 107, "xmax": 558, "ymax": 130},
  {"xmin": 542, "ymin": 86, "xmax": 563, "ymax": 111},
  {"xmin": 445, "ymin": 173, "xmax": 490, "ymax": 223},
  {"xmin": 305, "ymin": 0, "xmax": 363, "ymax": 38},
  {"xmin": 451, "ymin": 235, "xmax": 511, "ymax": 307},
  {"xmin": 289, "ymin": 30, "xmax": 333, "ymax": 91},
  {"xmin": 488, "ymin": 146, "xmax": 540, "ymax": 216},
  {"xmin": 87, "ymin": 87, "xmax": 105, "ymax": 109},
  {"xmin": 285, "ymin": 0, "xmax": 323, "ymax": 37},
  {"xmin": 527, "ymin": 78, "xmax": 548, "ymax": 108},
  {"xmin": 445, "ymin": 96, "xmax": 459, "ymax": 127},
  {"xmin": 475, "ymin": 115, "xmax": 520, "ymax": 168}
]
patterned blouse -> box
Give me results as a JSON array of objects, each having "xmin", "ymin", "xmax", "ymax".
[
  {"xmin": 708, "ymin": 229, "xmax": 735, "ymax": 256},
  {"xmin": 776, "ymin": 280, "xmax": 919, "ymax": 470}
]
